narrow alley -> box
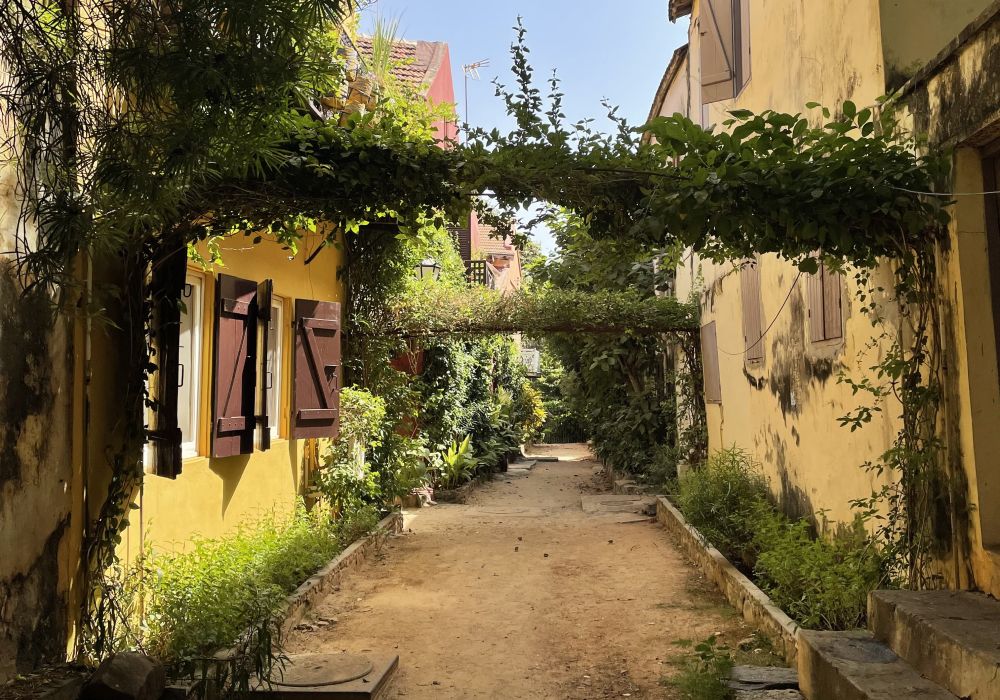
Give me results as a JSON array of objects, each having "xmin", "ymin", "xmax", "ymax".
[{"xmin": 285, "ymin": 445, "xmax": 765, "ymax": 699}]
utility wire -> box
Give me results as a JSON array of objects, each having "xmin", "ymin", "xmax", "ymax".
[
  {"xmin": 717, "ymin": 271, "xmax": 803, "ymax": 356},
  {"xmin": 891, "ymin": 185, "xmax": 1000, "ymax": 197}
]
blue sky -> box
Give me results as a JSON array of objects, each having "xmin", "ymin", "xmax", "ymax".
[{"xmin": 362, "ymin": 1, "xmax": 688, "ymax": 254}]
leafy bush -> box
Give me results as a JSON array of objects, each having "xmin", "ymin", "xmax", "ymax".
[
  {"xmin": 141, "ymin": 504, "xmax": 364, "ymax": 661},
  {"xmin": 677, "ymin": 448, "xmax": 884, "ymax": 630},
  {"xmin": 438, "ymin": 435, "xmax": 477, "ymax": 488},
  {"xmin": 753, "ymin": 517, "xmax": 882, "ymax": 630},
  {"xmin": 512, "ymin": 380, "xmax": 546, "ymax": 443},
  {"xmin": 678, "ymin": 448, "xmax": 770, "ymax": 566},
  {"xmin": 316, "ymin": 388, "xmax": 386, "ymax": 514},
  {"xmin": 666, "ymin": 636, "xmax": 734, "ymax": 700}
]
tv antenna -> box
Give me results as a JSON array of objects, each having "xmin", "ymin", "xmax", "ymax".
[{"xmin": 462, "ymin": 59, "xmax": 490, "ymax": 127}]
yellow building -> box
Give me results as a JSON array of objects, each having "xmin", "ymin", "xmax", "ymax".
[
  {"xmin": 655, "ymin": 0, "xmax": 1000, "ymax": 598},
  {"xmin": 116, "ymin": 236, "xmax": 345, "ymax": 558}
]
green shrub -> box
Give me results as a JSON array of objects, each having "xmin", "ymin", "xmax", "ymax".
[
  {"xmin": 677, "ymin": 448, "xmax": 885, "ymax": 630},
  {"xmin": 512, "ymin": 380, "xmax": 546, "ymax": 443},
  {"xmin": 666, "ymin": 636, "xmax": 734, "ymax": 700},
  {"xmin": 438, "ymin": 435, "xmax": 477, "ymax": 488},
  {"xmin": 678, "ymin": 448, "xmax": 769, "ymax": 565},
  {"xmin": 141, "ymin": 502, "xmax": 377, "ymax": 662},
  {"xmin": 753, "ymin": 517, "xmax": 883, "ymax": 630},
  {"xmin": 316, "ymin": 388, "xmax": 387, "ymax": 514}
]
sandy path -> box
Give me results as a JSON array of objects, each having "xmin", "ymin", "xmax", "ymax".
[{"xmin": 285, "ymin": 444, "xmax": 759, "ymax": 699}]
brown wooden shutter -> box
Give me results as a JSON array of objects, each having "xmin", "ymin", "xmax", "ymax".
[
  {"xmin": 737, "ymin": 0, "xmax": 751, "ymax": 89},
  {"xmin": 212, "ymin": 274, "xmax": 258, "ymax": 458},
  {"xmin": 701, "ymin": 321, "xmax": 723, "ymax": 404},
  {"xmin": 740, "ymin": 258, "xmax": 764, "ymax": 363},
  {"xmin": 807, "ymin": 271, "xmax": 825, "ymax": 342},
  {"xmin": 148, "ymin": 244, "xmax": 187, "ymax": 478},
  {"xmin": 292, "ymin": 299, "xmax": 341, "ymax": 439},
  {"xmin": 822, "ymin": 268, "xmax": 843, "ymax": 340},
  {"xmin": 256, "ymin": 279, "xmax": 273, "ymax": 451},
  {"xmin": 701, "ymin": 0, "xmax": 736, "ymax": 103}
]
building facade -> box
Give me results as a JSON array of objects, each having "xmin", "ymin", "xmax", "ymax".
[{"xmin": 655, "ymin": 0, "xmax": 1000, "ymax": 597}]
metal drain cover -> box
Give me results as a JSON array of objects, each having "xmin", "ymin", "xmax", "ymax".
[
  {"xmin": 252, "ymin": 653, "xmax": 399, "ymax": 698},
  {"xmin": 271, "ymin": 654, "xmax": 374, "ymax": 687}
]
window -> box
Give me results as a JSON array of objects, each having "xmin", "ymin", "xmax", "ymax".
[
  {"xmin": 701, "ymin": 0, "xmax": 750, "ymax": 104},
  {"xmin": 701, "ymin": 321, "xmax": 723, "ymax": 404},
  {"xmin": 178, "ymin": 273, "xmax": 204, "ymax": 458},
  {"xmin": 740, "ymin": 258, "xmax": 764, "ymax": 363},
  {"xmin": 266, "ymin": 295, "xmax": 285, "ymax": 440},
  {"xmin": 807, "ymin": 266, "xmax": 843, "ymax": 342}
]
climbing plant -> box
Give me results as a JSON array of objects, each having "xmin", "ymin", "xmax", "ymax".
[{"xmin": 454, "ymin": 21, "xmax": 957, "ymax": 586}]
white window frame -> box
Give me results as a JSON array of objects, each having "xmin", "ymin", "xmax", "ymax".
[
  {"xmin": 178, "ymin": 271, "xmax": 205, "ymax": 459},
  {"xmin": 267, "ymin": 294, "xmax": 285, "ymax": 440}
]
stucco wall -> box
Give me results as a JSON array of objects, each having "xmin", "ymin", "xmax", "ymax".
[
  {"xmin": 880, "ymin": 0, "xmax": 993, "ymax": 90},
  {"xmin": 0, "ymin": 176, "xmax": 78, "ymax": 679},
  {"xmin": 895, "ymin": 4, "xmax": 1000, "ymax": 595},
  {"xmin": 680, "ymin": 0, "xmax": 900, "ymax": 531}
]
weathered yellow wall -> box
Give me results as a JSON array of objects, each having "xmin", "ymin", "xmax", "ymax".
[
  {"xmin": 677, "ymin": 0, "xmax": 1000, "ymax": 594},
  {"xmin": 893, "ymin": 7, "xmax": 1000, "ymax": 595},
  {"xmin": 681, "ymin": 0, "xmax": 899, "ymax": 530},
  {"xmin": 880, "ymin": 0, "xmax": 992, "ymax": 88},
  {"xmin": 109, "ymin": 234, "xmax": 345, "ymax": 558},
  {"xmin": 0, "ymin": 139, "xmax": 80, "ymax": 678}
]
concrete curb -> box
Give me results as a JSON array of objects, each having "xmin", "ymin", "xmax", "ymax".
[
  {"xmin": 656, "ymin": 496, "xmax": 800, "ymax": 665},
  {"xmin": 278, "ymin": 511, "xmax": 403, "ymax": 638}
]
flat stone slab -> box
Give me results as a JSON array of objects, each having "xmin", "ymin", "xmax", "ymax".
[
  {"xmin": 729, "ymin": 665, "xmax": 799, "ymax": 691},
  {"xmin": 798, "ymin": 630, "xmax": 957, "ymax": 700},
  {"xmin": 734, "ymin": 691, "xmax": 804, "ymax": 700},
  {"xmin": 580, "ymin": 494, "xmax": 656, "ymax": 515},
  {"xmin": 251, "ymin": 654, "xmax": 398, "ymax": 699},
  {"xmin": 508, "ymin": 459, "xmax": 536, "ymax": 471},
  {"xmin": 870, "ymin": 589, "xmax": 1000, "ymax": 699}
]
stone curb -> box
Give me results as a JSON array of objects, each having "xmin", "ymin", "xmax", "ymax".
[
  {"xmin": 277, "ymin": 511, "xmax": 403, "ymax": 638},
  {"xmin": 655, "ymin": 496, "xmax": 800, "ymax": 665}
]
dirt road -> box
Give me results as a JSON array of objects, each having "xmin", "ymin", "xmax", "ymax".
[{"xmin": 286, "ymin": 444, "xmax": 764, "ymax": 699}]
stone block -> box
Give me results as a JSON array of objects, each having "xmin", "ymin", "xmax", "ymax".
[
  {"xmin": 869, "ymin": 589, "xmax": 1000, "ymax": 700},
  {"xmin": 797, "ymin": 630, "xmax": 956, "ymax": 700},
  {"xmin": 80, "ymin": 652, "xmax": 166, "ymax": 700}
]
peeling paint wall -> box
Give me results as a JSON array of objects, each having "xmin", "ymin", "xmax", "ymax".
[
  {"xmin": 0, "ymin": 174, "xmax": 78, "ymax": 680},
  {"xmin": 676, "ymin": 0, "xmax": 900, "ymax": 533},
  {"xmin": 896, "ymin": 6, "xmax": 1000, "ymax": 596},
  {"xmin": 670, "ymin": 0, "xmax": 1000, "ymax": 594},
  {"xmin": 879, "ymin": 0, "xmax": 993, "ymax": 91}
]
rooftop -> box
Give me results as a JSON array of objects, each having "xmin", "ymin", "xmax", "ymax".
[{"xmin": 352, "ymin": 35, "xmax": 449, "ymax": 93}]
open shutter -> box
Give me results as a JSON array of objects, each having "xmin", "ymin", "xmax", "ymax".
[
  {"xmin": 701, "ymin": 0, "xmax": 736, "ymax": 103},
  {"xmin": 292, "ymin": 299, "xmax": 341, "ymax": 439},
  {"xmin": 256, "ymin": 279, "xmax": 273, "ymax": 451},
  {"xmin": 148, "ymin": 244, "xmax": 187, "ymax": 478},
  {"xmin": 737, "ymin": 0, "xmax": 751, "ymax": 89},
  {"xmin": 701, "ymin": 321, "xmax": 723, "ymax": 404},
  {"xmin": 212, "ymin": 274, "xmax": 258, "ymax": 458},
  {"xmin": 807, "ymin": 271, "xmax": 825, "ymax": 342},
  {"xmin": 740, "ymin": 258, "xmax": 764, "ymax": 363},
  {"xmin": 823, "ymin": 268, "xmax": 843, "ymax": 340}
]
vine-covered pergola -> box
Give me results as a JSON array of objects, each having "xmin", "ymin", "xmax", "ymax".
[{"xmin": 370, "ymin": 286, "xmax": 699, "ymax": 337}]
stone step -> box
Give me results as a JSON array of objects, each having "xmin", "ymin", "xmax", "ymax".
[
  {"xmin": 869, "ymin": 589, "xmax": 1000, "ymax": 700},
  {"xmin": 797, "ymin": 630, "xmax": 957, "ymax": 700}
]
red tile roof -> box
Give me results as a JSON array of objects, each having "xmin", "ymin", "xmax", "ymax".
[
  {"xmin": 476, "ymin": 225, "xmax": 517, "ymax": 257},
  {"xmin": 352, "ymin": 36, "xmax": 448, "ymax": 95}
]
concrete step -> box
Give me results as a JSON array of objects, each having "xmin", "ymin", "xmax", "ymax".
[
  {"xmin": 870, "ymin": 589, "xmax": 1000, "ymax": 700},
  {"xmin": 797, "ymin": 630, "xmax": 957, "ymax": 700}
]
